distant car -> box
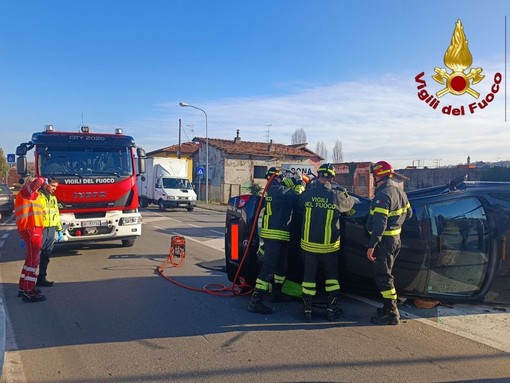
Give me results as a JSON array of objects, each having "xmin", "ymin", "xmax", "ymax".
[
  {"xmin": 225, "ymin": 176, "xmax": 510, "ymax": 303},
  {"xmin": 0, "ymin": 183, "xmax": 14, "ymax": 218}
]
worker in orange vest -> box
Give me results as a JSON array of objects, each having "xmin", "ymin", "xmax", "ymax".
[{"xmin": 15, "ymin": 177, "xmax": 47, "ymax": 302}]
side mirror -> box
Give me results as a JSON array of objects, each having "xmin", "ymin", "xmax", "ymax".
[
  {"xmin": 16, "ymin": 156, "xmax": 28, "ymax": 176},
  {"xmin": 137, "ymin": 147, "xmax": 146, "ymax": 175},
  {"xmin": 16, "ymin": 144, "xmax": 28, "ymax": 156}
]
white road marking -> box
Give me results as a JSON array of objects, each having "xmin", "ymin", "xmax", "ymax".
[{"xmin": 143, "ymin": 216, "xmax": 180, "ymax": 223}]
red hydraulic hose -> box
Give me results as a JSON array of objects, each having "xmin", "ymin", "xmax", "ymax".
[
  {"xmin": 157, "ymin": 173, "xmax": 275, "ymax": 297},
  {"xmin": 230, "ymin": 172, "xmax": 277, "ymax": 295}
]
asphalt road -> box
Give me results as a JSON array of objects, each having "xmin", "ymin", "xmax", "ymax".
[{"xmin": 0, "ymin": 206, "xmax": 509, "ymax": 382}]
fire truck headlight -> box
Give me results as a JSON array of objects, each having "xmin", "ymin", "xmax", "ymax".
[{"xmin": 120, "ymin": 216, "xmax": 141, "ymax": 226}]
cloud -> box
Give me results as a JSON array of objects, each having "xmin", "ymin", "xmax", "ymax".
[{"xmin": 135, "ymin": 70, "xmax": 508, "ymax": 170}]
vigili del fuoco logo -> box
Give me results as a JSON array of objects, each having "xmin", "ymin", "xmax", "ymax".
[{"xmin": 415, "ymin": 19, "xmax": 502, "ymax": 116}]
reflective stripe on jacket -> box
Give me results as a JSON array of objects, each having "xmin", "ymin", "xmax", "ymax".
[
  {"xmin": 366, "ymin": 178, "xmax": 412, "ymax": 248},
  {"xmin": 260, "ymin": 178, "xmax": 299, "ymax": 242},
  {"xmin": 40, "ymin": 191, "xmax": 62, "ymax": 231},
  {"xmin": 299, "ymin": 182, "xmax": 355, "ymax": 254},
  {"xmin": 15, "ymin": 191, "xmax": 45, "ymax": 230}
]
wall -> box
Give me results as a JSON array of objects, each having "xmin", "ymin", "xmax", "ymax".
[
  {"xmin": 398, "ymin": 167, "xmax": 486, "ymax": 190},
  {"xmin": 333, "ymin": 162, "xmax": 374, "ymax": 197},
  {"xmin": 220, "ymin": 157, "xmax": 317, "ymax": 204}
]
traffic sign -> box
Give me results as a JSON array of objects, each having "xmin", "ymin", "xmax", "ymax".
[
  {"xmin": 196, "ymin": 166, "xmax": 205, "ymax": 176},
  {"xmin": 6, "ymin": 154, "xmax": 15, "ymax": 164}
]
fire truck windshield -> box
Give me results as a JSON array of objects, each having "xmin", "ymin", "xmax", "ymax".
[{"xmin": 38, "ymin": 146, "xmax": 133, "ymax": 177}]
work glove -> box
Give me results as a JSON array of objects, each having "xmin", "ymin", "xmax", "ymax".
[
  {"xmin": 19, "ymin": 238, "xmax": 26, "ymax": 249},
  {"xmin": 57, "ymin": 231, "xmax": 64, "ymax": 242},
  {"xmin": 294, "ymin": 180, "xmax": 305, "ymax": 194}
]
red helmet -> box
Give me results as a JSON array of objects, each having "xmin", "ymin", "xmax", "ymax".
[{"xmin": 370, "ymin": 161, "xmax": 394, "ymax": 178}]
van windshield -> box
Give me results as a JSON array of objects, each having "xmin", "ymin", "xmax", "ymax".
[{"xmin": 162, "ymin": 178, "xmax": 192, "ymax": 189}]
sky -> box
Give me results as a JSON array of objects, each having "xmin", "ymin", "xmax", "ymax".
[{"xmin": 0, "ymin": 0, "xmax": 508, "ymax": 169}]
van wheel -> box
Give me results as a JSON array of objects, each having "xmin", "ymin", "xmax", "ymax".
[
  {"xmin": 158, "ymin": 200, "xmax": 166, "ymax": 212},
  {"xmin": 187, "ymin": 207, "xmax": 194, "ymax": 212},
  {"xmin": 140, "ymin": 197, "xmax": 149, "ymax": 208},
  {"xmin": 122, "ymin": 238, "xmax": 135, "ymax": 247}
]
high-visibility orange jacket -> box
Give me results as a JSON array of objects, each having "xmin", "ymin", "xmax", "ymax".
[{"xmin": 15, "ymin": 191, "xmax": 45, "ymax": 231}]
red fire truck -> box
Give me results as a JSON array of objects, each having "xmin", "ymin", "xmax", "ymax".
[{"xmin": 16, "ymin": 125, "xmax": 146, "ymax": 247}]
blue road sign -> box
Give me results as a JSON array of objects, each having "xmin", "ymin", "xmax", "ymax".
[
  {"xmin": 196, "ymin": 166, "xmax": 205, "ymax": 176},
  {"xmin": 6, "ymin": 154, "xmax": 15, "ymax": 164}
]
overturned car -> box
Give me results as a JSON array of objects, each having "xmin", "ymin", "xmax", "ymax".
[{"xmin": 225, "ymin": 177, "xmax": 510, "ymax": 304}]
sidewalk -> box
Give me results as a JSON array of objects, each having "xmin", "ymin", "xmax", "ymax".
[
  {"xmin": 0, "ymin": 297, "xmax": 4, "ymax": 380},
  {"xmin": 195, "ymin": 201, "xmax": 228, "ymax": 213}
]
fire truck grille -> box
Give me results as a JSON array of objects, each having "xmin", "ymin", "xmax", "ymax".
[
  {"xmin": 65, "ymin": 202, "xmax": 112, "ymax": 211},
  {"xmin": 74, "ymin": 212, "xmax": 107, "ymax": 219}
]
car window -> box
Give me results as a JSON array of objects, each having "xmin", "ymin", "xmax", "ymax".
[
  {"xmin": 0, "ymin": 184, "xmax": 11, "ymax": 195},
  {"xmin": 426, "ymin": 197, "xmax": 489, "ymax": 296}
]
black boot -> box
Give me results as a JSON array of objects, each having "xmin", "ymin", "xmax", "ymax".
[
  {"xmin": 376, "ymin": 298, "xmax": 393, "ymax": 315},
  {"xmin": 371, "ymin": 299, "xmax": 399, "ymax": 325},
  {"xmin": 302, "ymin": 294, "xmax": 313, "ymax": 322},
  {"xmin": 18, "ymin": 288, "xmax": 41, "ymax": 297},
  {"xmin": 247, "ymin": 290, "xmax": 272, "ymax": 314},
  {"xmin": 326, "ymin": 293, "xmax": 342, "ymax": 321},
  {"xmin": 21, "ymin": 289, "xmax": 46, "ymax": 303},
  {"xmin": 37, "ymin": 277, "xmax": 54, "ymax": 287},
  {"xmin": 271, "ymin": 283, "xmax": 290, "ymax": 303}
]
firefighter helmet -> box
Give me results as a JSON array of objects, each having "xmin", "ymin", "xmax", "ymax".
[
  {"xmin": 265, "ymin": 167, "xmax": 279, "ymax": 180},
  {"xmin": 370, "ymin": 161, "xmax": 395, "ymax": 178},
  {"xmin": 317, "ymin": 163, "xmax": 335, "ymax": 178}
]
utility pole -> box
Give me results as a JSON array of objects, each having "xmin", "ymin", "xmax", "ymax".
[{"xmin": 265, "ymin": 124, "xmax": 272, "ymax": 143}]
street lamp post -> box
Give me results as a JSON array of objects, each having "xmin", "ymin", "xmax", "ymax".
[{"xmin": 179, "ymin": 102, "xmax": 209, "ymax": 204}]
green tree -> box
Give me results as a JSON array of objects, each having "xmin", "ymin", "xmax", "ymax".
[
  {"xmin": 248, "ymin": 181, "xmax": 262, "ymax": 196},
  {"xmin": 0, "ymin": 148, "xmax": 9, "ymax": 183}
]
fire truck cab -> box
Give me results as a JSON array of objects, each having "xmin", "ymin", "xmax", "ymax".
[{"xmin": 16, "ymin": 125, "xmax": 146, "ymax": 247}]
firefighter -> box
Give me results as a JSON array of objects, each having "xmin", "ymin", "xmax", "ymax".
[
  {"xmin": 38, "ymin": 177, "xmax": 63, "ymax": 287},
  {"xmin": 299, "ymin": 163, "xmax": 355, "ymax": 322},
  {"xmin": 15, "ymin": 177, "xmax": 47, "ymax": 302},
  {"xmin": 247, "ymin": 167, "xmax": 305, "ymax": 314},
  {"xmin": 366, "ymin": 161, "xmax": 412, "ymax": 325}
]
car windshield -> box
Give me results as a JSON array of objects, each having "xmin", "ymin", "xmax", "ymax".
[{"xmin": 37, "ymin": 146, "xmax": 133, "ymax": 177}]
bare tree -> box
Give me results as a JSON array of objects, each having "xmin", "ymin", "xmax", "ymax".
[
  {"xmin": 332, "ymin": 140, "xmax": 344, "ymax": 163},
  {"xmin": 291, "ymin": 128, "xmax": 307, "ymax": 144},
  {"xmin": 315, "ymin": 141, "xmax": 328, "ymax": 161}
]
